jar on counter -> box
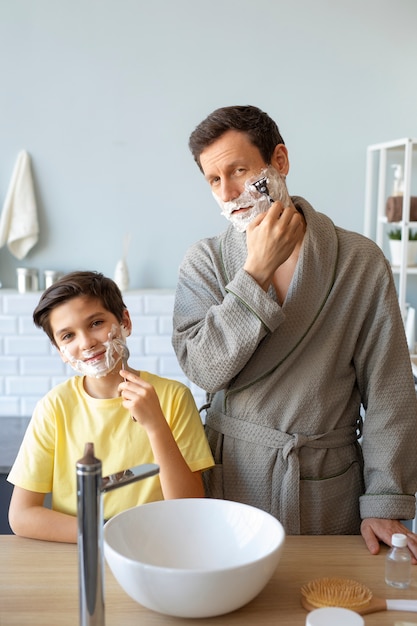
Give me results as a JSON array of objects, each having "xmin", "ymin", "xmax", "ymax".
[
  {"xmin": 44, "ymin": 270, "xmax": 64, "ymax": 290},
  {"xmin": 16, "ymin": 267, "xmax": 39, "ymax": 293},
  {"xmin": 306, "ymin": 607, "xmax": 364, "ymax": 626}
]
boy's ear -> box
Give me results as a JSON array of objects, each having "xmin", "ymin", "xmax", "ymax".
[{"xmin": 121, "ymin": 310, "xmax": 132, "ymax": 337}]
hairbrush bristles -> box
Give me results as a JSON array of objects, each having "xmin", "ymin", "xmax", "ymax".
[{"xmin": 301, "ymin": 577, "xmax": 373, "ymax": 610}]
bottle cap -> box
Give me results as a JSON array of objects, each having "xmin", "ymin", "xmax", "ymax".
[
  {"xmin": 391, "ymin": 533, "xmax": 407, "ymax": 547},
  {"xmin": 306, "ymin": 607, "xmax": 364, "ymax": 626}
]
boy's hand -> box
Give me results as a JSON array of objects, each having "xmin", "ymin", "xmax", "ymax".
[{"xmin": 118, "ymin": 370, "xmax": 165, "ymax": 432}]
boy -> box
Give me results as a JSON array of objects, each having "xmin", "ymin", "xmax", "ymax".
[{"xmin": 8, "ymin": 271, "xmax": 214, "ymax": 542}]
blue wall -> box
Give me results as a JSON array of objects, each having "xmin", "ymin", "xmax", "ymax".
[{"xmin": 1, "ymin": 0, "xmax": 417, "ymax": 289}]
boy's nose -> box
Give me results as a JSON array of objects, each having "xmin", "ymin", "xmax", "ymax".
[{"xmin": 80, "ymin": 333, "xmax": 96, "ymax": 351}]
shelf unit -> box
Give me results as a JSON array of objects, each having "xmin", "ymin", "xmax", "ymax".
[
  {"xmin": 365, "ymin": 141, "xmax": 417, "ymax": 532},
  {"xmin": 364, "ymin": 138, "xmax": 417, "ymax": 321}
]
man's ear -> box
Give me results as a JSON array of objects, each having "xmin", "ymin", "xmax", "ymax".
[
  {"xmin": 270, "ymin": 144, "xmax": 290, "ymax": 176},
  {"xmin": 121, "ymin": 309, "xmax": 132, "ymax": 337}
]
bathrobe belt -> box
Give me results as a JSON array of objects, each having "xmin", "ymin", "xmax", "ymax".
[{"xmin": 206, "ymin": 411, "xmax": 361, "ymax": 534}]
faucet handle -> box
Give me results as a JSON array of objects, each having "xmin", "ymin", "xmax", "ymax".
[{"xmin": 101, "ymin": 463, "xmax": 159, "ymax": 493}]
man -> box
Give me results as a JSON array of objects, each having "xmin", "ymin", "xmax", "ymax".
[{"xmin": 172, "ymin": 105, "xmax": 417, "ymax": 559}]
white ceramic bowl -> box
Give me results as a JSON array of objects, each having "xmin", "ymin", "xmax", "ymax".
[{"xmin": 103, "ymin": 498, "xmax": 285, "ymax": 618}]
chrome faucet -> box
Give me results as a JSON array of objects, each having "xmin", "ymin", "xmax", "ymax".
[{"xmin": 76, "ymin": 442, "xmax": 159, "ymax": 626}]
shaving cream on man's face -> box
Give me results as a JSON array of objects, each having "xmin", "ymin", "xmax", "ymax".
[
  {"xmin": 213, "ymin": 166, "xmax": 291, "ymax": 232},
  {"xmin": 60, "ymin": 324, "xmax": 128, "ymax": 378}
]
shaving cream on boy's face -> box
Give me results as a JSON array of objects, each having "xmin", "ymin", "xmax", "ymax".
[
  {"xmin": 213, "ymin": 166, "xmax": 291, "ymax": 232},
  {"xmin": 60, "ymin": 324, "xmax": 128, "ymax": 378}
]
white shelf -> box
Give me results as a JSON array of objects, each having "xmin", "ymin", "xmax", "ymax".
[
  {"xmin": 364, "ymin": 138, "xmax": 417, "ymax": 320},
  {"xmin": 367, "ymin": 137, "xmax": 417, "ymax": 151},
  {"xmin": 391, "ymin": 266, "xmax": 417, "ymax": 274},
  {"xmin": 377, "ymin": 216, "xmax": 417, "ymax": 226}
]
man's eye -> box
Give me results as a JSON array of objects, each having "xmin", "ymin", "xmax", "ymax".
[{"xmin": 209, "ymin": 177, "xmax": 220, "ymax": 187}]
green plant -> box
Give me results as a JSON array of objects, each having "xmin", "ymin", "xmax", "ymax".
[{"xmin": 388, "ymin": 228, "xmax": 417, "ymax": 240}]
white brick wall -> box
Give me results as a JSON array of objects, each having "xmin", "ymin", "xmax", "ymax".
[{"xmin": 0, "ymin": 289, "xmax": 206, "ymax": 417}]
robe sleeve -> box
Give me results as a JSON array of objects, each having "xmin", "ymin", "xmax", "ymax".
[
  {"xmin": 356, "ymin": 258, "xmax": 417, "ymax": 519},
  {"xmin": 172, "ymin": 238, "xmax": 285, "ymax": 393}
]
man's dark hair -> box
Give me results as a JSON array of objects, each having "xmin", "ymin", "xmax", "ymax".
[
  {"xmin": 189, "ymin": 105, "xmax": 285, "ymax": 172},
  {"xmin": 33, "ymin": 270, "xmax": 126, "ymax": 345}
]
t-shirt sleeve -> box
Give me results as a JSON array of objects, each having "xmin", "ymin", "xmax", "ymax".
[{"xmin": 7, "ymin": 399, "xmax": 55, "ymax": 493}]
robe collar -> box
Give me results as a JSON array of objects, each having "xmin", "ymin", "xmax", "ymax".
[{"xmin": 220, "ymin": 197, "xmax": 339, "ymax": 391}]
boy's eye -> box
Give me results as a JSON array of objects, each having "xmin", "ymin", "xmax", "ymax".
[
  {"xmin": 61, "ymin": 332, "xmax": 73, "ymax": 341},
  {"xmin": 91, "ymin": 320, "xmax": 104, "ymax": 328}
]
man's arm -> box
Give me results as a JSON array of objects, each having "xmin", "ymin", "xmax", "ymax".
[
  {"xmin": 173, "ymin": 242, "xmax": 282, "ymax": 392},
  {"xmin": 173, "ymin": 203, "xmax": 304, "ymax": 392}
]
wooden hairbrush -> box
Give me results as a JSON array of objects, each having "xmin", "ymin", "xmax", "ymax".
[{"xmin": 301, "ymin": 577, "xmax": 417, "ymax": 616}]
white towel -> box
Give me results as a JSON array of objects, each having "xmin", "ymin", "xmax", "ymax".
[{"xmin": 0, "ymin": 150, "xmax": 39, "ymax": 260}]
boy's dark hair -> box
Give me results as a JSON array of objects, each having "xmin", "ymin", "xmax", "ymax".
[
  {"xmin": 33, "ymin": 271, "xmax": 126, "ymax": 345},
  {"xmin": 189, "ymin": 105, "xmax": 285, "ymax": 172}
]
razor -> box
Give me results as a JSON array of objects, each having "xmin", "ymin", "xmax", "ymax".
[{"xmin": 251, "ymin": 176, "xmax": 274, "ymax": 204}]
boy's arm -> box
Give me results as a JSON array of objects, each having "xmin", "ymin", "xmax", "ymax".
[
  {"xmin": 119, "ymin": 370, "xmax": 205, "ymax": 499},
  {"xmin": 146, "ymin": 425, "xmax": 205, "ymax": 499},
  {"xmin": 8, "ymin": 486, "xmax": 77, "ymax": 543}
]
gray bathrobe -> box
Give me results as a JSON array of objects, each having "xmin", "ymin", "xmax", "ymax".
[{"xmin": 172, "ymin": 197, "xmax": 417, "ymax": 535}]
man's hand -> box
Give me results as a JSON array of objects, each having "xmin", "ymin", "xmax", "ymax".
[
  {"xmin": 243, "ymin": 202, "xmax": 305, "ymax": 291},
  {"xmin": 361, "ymin": 518, "xmax": 417, "ymax": 563}
]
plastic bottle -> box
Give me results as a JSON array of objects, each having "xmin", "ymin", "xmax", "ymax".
[{"xmin": 385, "ymin": 533, "xmax": 411, "ymax": 589}]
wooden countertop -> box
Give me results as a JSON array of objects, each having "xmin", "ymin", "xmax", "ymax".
[{"xmin": 0, "ymin": 535, "xmax": 416, "ymax": 625}]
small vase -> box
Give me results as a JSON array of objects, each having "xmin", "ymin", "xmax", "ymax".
[{"xmin": 114, "ymin": 258, "xmax": 129, "ymax": 291}]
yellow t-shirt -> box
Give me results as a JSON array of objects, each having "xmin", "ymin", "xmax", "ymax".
[{"xmin": 8, "ymin": 371, "xmax": 214, "ymax": 520}]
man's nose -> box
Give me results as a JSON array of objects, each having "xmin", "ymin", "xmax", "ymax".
[{"xmin": 219, "ymin": 179, "xmax": 242, "ymax": 203}]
